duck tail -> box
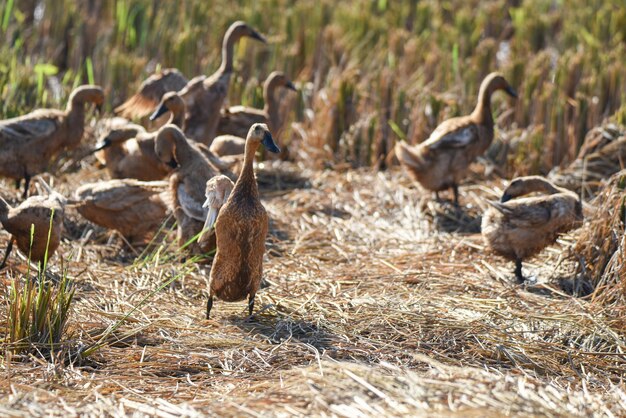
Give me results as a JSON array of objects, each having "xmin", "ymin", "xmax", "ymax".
[{"xmin": 394, "ymin": 141, "xmax": 428, "ymax": 173}]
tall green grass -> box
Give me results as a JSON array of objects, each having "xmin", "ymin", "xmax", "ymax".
[
  {"xmin": 2, "ymin": 212, "xmax": 75, "ymax": 359},
  {"xmin": 0, "ymin": 0, "xmax": 624, "ymax": 173}
]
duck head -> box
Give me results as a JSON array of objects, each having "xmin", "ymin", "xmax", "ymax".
[
  {"xmin": 155, "ymin": 125, "xmax": 184, "ymax": 169},
  {"xmin": 199, "ymin": 175, "xmax": 235, "ymax": 241},
  {"xmin": 247, "ymin": 123, "xmax": 280, "ymax": 153},
  {"xmin": 150, "ymin": 91, "xmax": 185, "ymax": 121},
  {"xmin": 500, "ymin": 176, "xmax": 562, "ymax": 202},
  {"xmin": 68, "ymin": 85, "xmax": 105, "ymax": 113},
  {"xmin": 226, "ymin": 21, "xmax": 267, "ymax": 44},
  {"xmin": 265, "ymin": 71, "xmax": 297, "ymax": 93},
  {"xmin": 92, "ymin": 124, "xmax": 143, "ymax": 153},
  {"xmin": 483, "ymin": 72, "xmax": 517, "ymax": 99}
]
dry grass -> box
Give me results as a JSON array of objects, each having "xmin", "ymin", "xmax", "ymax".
[{"xmin": 1, "ymin": 164, "xmax": 625, "ymax": 416}]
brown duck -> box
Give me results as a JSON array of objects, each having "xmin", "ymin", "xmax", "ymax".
[
  {"xmin": 73, "ymin": 179, "xmax": 169, "ymax": 243},
  {"xmin": 0, "ymin": 187, "xmax": 65, "ymax": 269},
  {"xmin": 155, "ymin": 125, "xmax": 220, "ymax": 254},
  {"xmin": 0, "ymin": 85, "xmax": 104, "ymax": 197},
  {"xmin": 395, "ymin": 73, "xmax": 517, "ymax": 205},
  {"xmin": 216, "ymin": 71, "xmax": 297, "ymax": 139},
  {"xmin": 94, "ymin": 92, "xmax": 189, "ymax": 181},
  {"xmin": 203, "ymin": 123, "xmax": 280, "ymax": 319},
  {"xmin": 481, "ymin": 176, "xmax": 583, "ymax": 283},
  {"xmin": 179, "ymin": 21, "xmax": 266, "ymax": 144}
]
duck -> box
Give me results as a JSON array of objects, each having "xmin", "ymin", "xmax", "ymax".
[
  {"xmin": 0, "ymin": 185, "xmax": 65, "ymax": 269},
  {"xmin": 216, "ymin": 71, "xmax": 297, "ymax": 139},
  {"xmin": 72, "ymin": 179, "xmax": 169, "ymax": 243},
  {"xmin": 154, "ymin": 125, "xmax": 220, "ymax": 254},
  {"xmin": 395, "ymin": 73, "xmax": 517, "ymax": 205},
  {"xmin": 179, "ymin": 21, "xmax": 266, "ymax": 144},
  {"xmin": 114, "ymin": 68, "xmax": 188, "ymax": 121},
  {"xmin": 0, "ymin": 85, "xmax": 104, "ymax": 197},
  {"xmin": 93, "ymin": 92, "xmax": 188, "ymax": 181},
  {"xmin": 202, "ymin": 123, "xmax": 280, "ymax": 319},
  {"xmin": 481, "ymin": 176, "xmax": 583, "ymax": 283},
  {"xmin": 208, "ymin": 135, "xmax": 246, "ymax": 157}
]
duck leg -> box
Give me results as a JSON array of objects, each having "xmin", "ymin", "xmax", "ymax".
[
  {"xmin": 0, "ymin": 239, "xmax": 14, "ymax": 270},
  {"xmin": 434, "ymin": 191, "xmax": 440, "ymax": 201},
  {"xmin": 248, "ymin": 294, "xmax": 255, "ymax": 316},
  {"xmin": 206, "ymin": 295, "xmax": 214, "ymax": 319},
  {"xmin": 22, "ymin": 174, "xmax": 31, "ymax": 199},
  {"xmin": 514, "ymin": 259, "xmax": 525, "ymax": 283},
  {"xmin": 452, "ymin": 183, "xmax": 459, "ymax": 207}
]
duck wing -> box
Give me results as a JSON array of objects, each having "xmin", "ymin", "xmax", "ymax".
[
  {"xmin": 421, "ymin": 117, "xmax": 479, "ymax": 150},
  {"xmin": 177, "ymin": 183, "xmax": 206, "ymax": 222},
  {"xmin": 115, "ymin": 69, "xmax": 188, "ymax": 119},
  {"xmin": 487, "ymin": 199, "xmax": 553, "ymax": 229},
  {"xmin": 0, "ymin": 111, "xmax": 62, "ymax": 143}
]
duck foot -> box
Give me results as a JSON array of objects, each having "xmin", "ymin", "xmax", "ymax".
[{"xmin": 206, "ymin": 296, "xmax": 214, "ymax": 319}]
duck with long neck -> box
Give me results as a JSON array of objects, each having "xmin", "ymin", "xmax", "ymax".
[
  {"xmin": 0, "ymin": 84, "xmax": 104, "ymax": 197},
  {"xmin": 216, "ymin": 71, "xmax": 297, "ymax": 139},
  {"xmin": 180, "ymin": 21, "xmax": 267, "ymax": 144},
  {"xmin": 204, "ymin": 123, "xmax": 280, "ymax": 319},
  {"xmin": 394, "ymin": 72, "xmax": 517, "ymax": 206}
]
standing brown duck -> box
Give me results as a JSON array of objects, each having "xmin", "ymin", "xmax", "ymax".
[
  {"xmin": 155, "ymin": 125, "xmax": 220, "ymax": 254},
  {"xmin": 73, "ymin": 179, "xmax": 170, "ymax": 243},
  {"xmin": 481, "ymin": 176, "xmax": 583, "ymax": 283},
  {"xmin": 0, "ymin": 85, "xmax": 104, "ymax": 197},
  {"xmin": 216, "ymin": 71, "xmax": 297, "ymax": 139},
  {"xmin": 395, "ymin": 73, "xmax": 517, "ymax": 205},
  {"xmin": 203, "ymin": 123, "xmax": 280, "ymax": 319},
  {"xmin": 180, "ymin": 21, "xmax": 266, "ymax": 144},
  {"xmin": 0, "ymin": 188, "xmax": 65, "ymax": 269}
]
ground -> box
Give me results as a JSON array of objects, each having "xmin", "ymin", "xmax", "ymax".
[{"xmin": 0, "ymin": 163, "xmax": 625, "ymax": 417}]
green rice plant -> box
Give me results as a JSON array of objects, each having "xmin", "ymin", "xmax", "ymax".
[{"xmin": 3, "ymin": 212, "xmax": 75, "ymax": 358}]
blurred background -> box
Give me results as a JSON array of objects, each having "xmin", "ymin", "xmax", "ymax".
[{"xmin": 1, "ymin": 0, "xmax": 625, "ymax": 174}]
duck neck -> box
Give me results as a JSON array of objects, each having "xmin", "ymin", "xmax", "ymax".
[
  {"xmin": 169, "ymin": 107, "xmax": 186, "ymax": 131},
  {"xmin": 234, "ymin": 140, "xmax": 260, "ymax": 199},
  {"xmin": 172, "ymin": 134, "xmax": 196, "ymax": 166},
  {"xmin": 471, "ymin": 84, "xmax": 493, "ymax": 125},
  {"xmin": 218, "ymin": 30, "xmax": 238, "ymax": 74},
  {"xmin": 263, "ymin": 82, "xmax": 280, "ymax": 131},
  {"xmin": 65, "ymin": 100, "xmax": 87, "ymax": 145}
]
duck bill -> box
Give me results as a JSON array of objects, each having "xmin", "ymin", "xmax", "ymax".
[
  {"xmin": 500, "ymin": 193, "xmax": 512, "ymax": 203},
  {"xmin": 90, "ymin": 138, "xmax": 112, "ymax": 154},
  {"xmin": 285, "ymin": 81, "xmax": 297, "ymax": 92},
  {"xmin": 262, "ymin": 131, "xmax": 280, "ymax": 154},
  {"xmin": 249, "ymin": 30, "xmax": 267, "ymax": 44},
  {"xmin": 198, "ymin": 206, "xmax": 218, "ymax": 242},
  {"xmin": 505, "ymin": 85, "xmax": 518, "ymax": 98},
  {"xmin": 150, "ymin": 103, "xmax": 169, "ymax": 121}
]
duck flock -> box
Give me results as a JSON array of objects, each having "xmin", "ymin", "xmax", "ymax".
[{"xmin": 0, "ymin": 21, "xmax": 586, "ymax": 319}]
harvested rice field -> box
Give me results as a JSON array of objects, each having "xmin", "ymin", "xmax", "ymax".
[{"xmin": 1, "ymin": 0, "xmax": 625, "ymax": 417}]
